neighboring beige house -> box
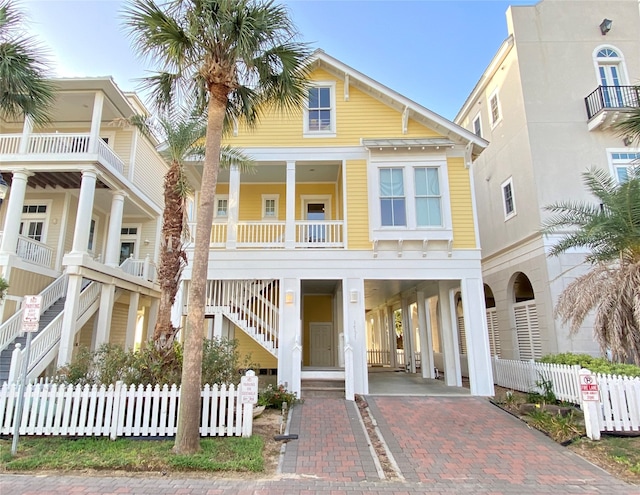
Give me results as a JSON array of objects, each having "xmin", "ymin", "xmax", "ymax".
[
  {"xmin": 455, "ymin": 0, "xmax": 640, "ymax": 360},
  {"xmin": 0, "ymin": 78, "xmax": 165, "ymax": 383}
]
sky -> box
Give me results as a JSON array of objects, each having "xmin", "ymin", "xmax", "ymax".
[{"xmin": 21, "ymin": 0, "xmax": 535, "ymax": 121}]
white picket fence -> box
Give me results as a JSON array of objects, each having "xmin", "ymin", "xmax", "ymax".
[
  {"xmin": 0, "ymin": 380, "xmax": 255, "ymax": 439},
  {"xmin": 492, "ymin": 357, "xmax": 640, "ymax": 433}
]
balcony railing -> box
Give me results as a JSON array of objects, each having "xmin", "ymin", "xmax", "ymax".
[
  {"xmin": 16, "ymin": 235, "xmax": 53, "ymax": 268},
  {"xmin": 585, "ymin": 85, "xmax": 640, "ymax": 120},
  {"xmin": 186, "ymin": 220, "xmax": 345, "ymax": 249},
  {"xmin": 0, "ymin": 133, "xmax": 125, "ymax": 175},
  {"xmin": 120, "ymin": 255, "xmax": 157, "ymax": 282}
]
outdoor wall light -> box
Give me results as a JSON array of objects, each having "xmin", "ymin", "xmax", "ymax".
[
  {"xmin": 350, "ymin": 289, "xmax": 359, "ymax": 303},
  {"xmin": 285, "ymin": 290, "xmax": 295, "ymax": 305},
  {"xmin": 623, "ymin": 136, "xmax": 633, "ymax": 147},
  {"xmin": 599, "ymin": 18, "xmax": 612, "ymax": 35}
]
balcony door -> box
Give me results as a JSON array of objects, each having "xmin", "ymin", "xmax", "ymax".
[
  {"xmin": 596, "ymin": 47, "xmax": 626, "ymax": 108},
  {"xmin": 302, "ymin": 195, "xmax": 331, "ymax": 243}
]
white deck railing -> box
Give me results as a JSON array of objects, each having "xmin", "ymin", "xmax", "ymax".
[
  {"xmin": 120, "ymin": 256, "xmax": 156, "ymax": 282},
  {"xmin": 296, "ymin": 220, "xmax": 344, "ymax": 248},
  {"xmin": 0, "ymin": 376, "xmax": 256, "ymax": 438},
  {"xmin": 0, "ymin": 133, "xmax": 124, "ymax": 175},
  {"xmin": 0, "ymin": 274, "xmax": 68, "ymax": 353},
  {"xmin": 237, "ymin": 222, "xmax": 285, "ymax": 247},
  {"xmin": 16, "ymin": 235, "xmax": 53, "ymax": 268}
]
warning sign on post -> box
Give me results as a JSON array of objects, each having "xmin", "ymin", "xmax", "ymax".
[
  {"xmin": 240, "ymin": 374, "xmax": 259, "ymax": 404},
  {"xmin": 579, "ymin": 370, "xmax": 600, "ymax": 401},
  {"xmin": 21, "ymin": 295, "xmax": 42, "ymax": 333}
]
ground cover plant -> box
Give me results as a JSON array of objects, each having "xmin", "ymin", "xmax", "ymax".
[{"xmin": 539, "ymin": 352, "xmax": 640, "ymax": 377}]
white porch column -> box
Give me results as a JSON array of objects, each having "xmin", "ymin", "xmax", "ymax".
[
  {"xmin": 57, "ymin": 274, "xmax": 84, "ymax": 367},
  {"xmin": 386, "ymin": 306, "xmax": 397, "ymax": 368},
  {"xmin": 461, "ymin": 277, "xmax": 494, "ymax": 396},
  {"xmin": 171, "ymin": 281, "xmax": 184, "ymax": 330},
  {"xmin": 401, "ymin": 296, "xmax": 415, "ymax": 373},
  {"xmin": 18, "ymin": 116, "xmax": 33, "ymax": 154},
  {"xmin": 277, "ymin": 278, "xmax": 300, "ymax": 395},
  {"xmin": 226, "ymin": 164, "xmax": 240, "ymax": 249},
  {"xmin": 284, "ymin": 161, "xmax": 296, "ymax": 248},
  {"xmin": 0, "ymin": 169, "xmax": 31, "ymax": 255},
  {"xmin": 125, "ymin": 292, "xmax": 140, "ymax": 350},
  {"xmin": 104, "ymin": 191, "xmax": 126, "ymax": 266},
  {"xmin": 212, "ymin": 312, "xmax": 223, "ymax": 339},
  {"xmin": 417, "ymin": 290, "xmax": 435, "ymax": 379},
  {"xmin": 88, "ymin": 91, "xmax": 104, "ymax": 153},
  {"xmin": 94, "ymin": 284, "xmax": 115, "ymax": 348},
  {"xmin": 438, "ymin": 281, "xmax": 462, "ymax": 387},
  {"xmin": 343, "ymin": 278, "xmax": 367, "ymax": 397},
  {"xmin": 70, "ymin": 168, "xmax": 98, "ymax": 254}
]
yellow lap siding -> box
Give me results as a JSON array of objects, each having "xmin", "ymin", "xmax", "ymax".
[
  {"xmin": 235, "ymin": 329, "xmax": 277, "ymax": 369},
  {"xmin": 345, "ymin": 159, "xmax": 370, "ymax": 249},
  {"xmin": 447, "ymin": 157, "xmax": 477, "ymax": 249},
  {"xmin": 226, "ymin": 68, "xmax": 443, "ymax": 148}
]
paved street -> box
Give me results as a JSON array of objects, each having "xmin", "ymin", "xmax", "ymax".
[{"xmin": 2, "ymin": 396, "xmax": 638, "ymax": 494}]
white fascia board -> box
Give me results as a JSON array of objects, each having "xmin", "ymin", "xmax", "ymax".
[
  {"xmin": 236, "ymin": 146, "xmax": 368, "ymax": 162},
  {"xmin": 454, "ymin": 36, "xmax": 514, "ymax": 124}
]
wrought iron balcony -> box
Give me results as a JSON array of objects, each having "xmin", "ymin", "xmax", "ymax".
[{"xmin": 585, "ymin": 85, "xmax": 640, "ymax": 128}]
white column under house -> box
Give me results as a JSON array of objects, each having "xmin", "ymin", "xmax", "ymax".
[
  {"xmin": 70, "ymin": 168, "xmax": 98, "ymax": 255},
  {"xmin": 438, "ymin": 281, "xmax": 462, "ymax": 387},
  {"xmin": 104, "ymin": 191, "xmax": 126, "ymax": 266}
]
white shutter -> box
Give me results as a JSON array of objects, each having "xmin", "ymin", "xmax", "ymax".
[
  {"xmin": 486, "ymin": 308, "xmax": 501, "ymax": 357},
  {"xmin": 514, "ymin": 301, "xmax": 541, "ymax": 360},
  {"xmin": 457, "ymin": 315, "xmax": 467, "ymax": 355}
]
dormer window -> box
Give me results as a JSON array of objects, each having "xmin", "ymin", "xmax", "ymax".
[{"xmin": 304, "ymin": 82, "xmax": 336, "ymax": 137}]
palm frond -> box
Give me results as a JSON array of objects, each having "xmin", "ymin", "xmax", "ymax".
[{"xmin": 612, "ymin": 103, "xmax": 640, "ymax": 146}]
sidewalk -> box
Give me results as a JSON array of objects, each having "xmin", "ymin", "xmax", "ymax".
[{"xmin": 2, "ymin": 396, "xmax": 638, "ymax": 494}]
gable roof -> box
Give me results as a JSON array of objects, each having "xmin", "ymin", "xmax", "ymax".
[{"xmin": 308, "ymin": 49, "xmax": 488, "ymax": 159}]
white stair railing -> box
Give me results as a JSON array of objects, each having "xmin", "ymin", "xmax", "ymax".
[
  {"xmin": 16, "ymin": 235, "xmax": 54, "ymax": 268},
  {"xmin": 6, "ymin": 281, "xmax": 101, "ymax": 383},
  {"xmin": 0, "ymin": 274, "xmax": 68, "ymax": 353},
  {"xmin": 198, "ymin": 279, "xmax": 279, "ymax": 355}
]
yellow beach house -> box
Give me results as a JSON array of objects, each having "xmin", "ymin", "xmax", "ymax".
[{"xmin": 176, "ymin": 50, "xmax": 493, "ymax": 398}]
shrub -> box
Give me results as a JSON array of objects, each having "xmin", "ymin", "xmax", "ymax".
[
  {"xmin": 257, "ymin": 384, "xmax": 301, "ymax": 409},
  {"xmin": 56, "ymin": 338, "xmax": 257, "ymax": 387},
  {"xmin": 526, "ymin": 409, "xmax": 584, "ymax": 443},
  {"xmin": 527, "ymin": 375, "xmax": 557, "ymax": 405},
  {"xmin": 539, "ymin": 352, "xmax": 640, "ymax": 377}
]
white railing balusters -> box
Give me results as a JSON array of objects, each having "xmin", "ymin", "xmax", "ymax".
[{"xmin": 16, "ymin": 235, "xmax": 53, "ymax": 268}]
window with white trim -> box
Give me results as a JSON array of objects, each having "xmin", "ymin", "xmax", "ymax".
[
  {"xmin": 262, "ymin": 194, "xmax": 279, "ymax": 220},
  {"xmin": 610, "ymin": 151, "xmax": 639, "ymax": 182},
  {"xmin": 214, "ymin": 195, "xmax": 229, "ymax": 218},
  {"xmin": 472, "ymin": 113, "xmax": 482, "ymax": 138},
  {"xmin": 489, "ymin": 90, "xmax": 501, "ymax": 127},
  {"xmin": 88, "ymin": 217, "xmax": 98, "ymax": 252},
  {"xmin": 414, "ymin": 167, "xmax": 442, "ymax": 227},
  {"xmin": 379, "ymin": 168, "xmax": 406, "ymax": 226},
  {"xmin": 20, "ymin": 203, "xmax": 48, "ymax": 242},
  {"xmin": 304, "ymin": 82, "xmax": 336, "ymax": 136},
  {"xmin": 501, "ymin": 177, "xmax": 516, "ymax": 219}
]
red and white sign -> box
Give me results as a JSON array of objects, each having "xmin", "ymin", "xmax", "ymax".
[
  {"xmin": 21, "ymin": 295, "xmax": 42, "ymax": 333},
  {"xmin": 240, "ymin": 374, "xmax": 259, "ymax": 404},
  {"xmin": 579, "ymin": 370, "xmax": 600, "ymax": 401}
]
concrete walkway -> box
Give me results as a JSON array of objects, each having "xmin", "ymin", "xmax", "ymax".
[{"xmin": 2, "ymin": 396, "xmax": 638, "ymax": 494}]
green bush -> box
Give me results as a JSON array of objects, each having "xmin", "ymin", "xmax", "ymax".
[
  {"xmin": 257, "ymin": 384, "xmax": 301, "ymax": 409},
  {"xmin": 56, "ymin": 337, "xmax": 258, "ymax": 387},
  {"xmin": 539, "ymin": 352, "xmax": 640, "ymax": 377},
  {"xmin": 526, "ymin": 409, "xmax": 584, "ymax": 443}
]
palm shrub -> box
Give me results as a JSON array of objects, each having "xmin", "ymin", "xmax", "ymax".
[{"xmin": 541, "ymin": 167, "xmax": 640, "ymax": 365}]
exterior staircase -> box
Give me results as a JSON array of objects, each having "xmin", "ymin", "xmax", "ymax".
[
  {"xmin": 0, "ymin": 296, "xmax": 66, "ymax": 383},
  {"xmin": 301, "ymin": 378, "xmax": 346, "ymax": 398},
  {"xmin": 193, "ymin": 279, "xmax": 280, "ymax": 357}
]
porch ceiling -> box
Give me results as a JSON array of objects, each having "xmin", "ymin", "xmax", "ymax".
[
  {"xmin": 364, "ymin": 279, "xmax": 431, "ymax": 311},
  {"xmin": 204, "ymin": 162, "xmax": 342, "ymax": 184}
]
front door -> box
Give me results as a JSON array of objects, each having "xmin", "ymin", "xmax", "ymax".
[
  {"xmin": 306, "ymin": 203, "xmax": 326, "ymax": 243},
  {"xmin": 310, "ymin": 322, "xmax": 333, "ymax": 367},
  {"xmin": 599, "ymin": 64, "xmax": 623, "ymax": 107},
  {"xmin": 120, "ymin": 241, "xmax": 135, "ymax": 265}
]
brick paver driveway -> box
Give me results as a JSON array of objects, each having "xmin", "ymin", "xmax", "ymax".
[{"xmin": 2, "ymin": 396, "xmax": 638, "ymax": 494}]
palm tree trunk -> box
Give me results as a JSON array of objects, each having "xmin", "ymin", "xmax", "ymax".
[
  {"xmin": 174, "ymin": 88, "xmax": 227, "ymax": 454},
  {"xmin": 154, "ymin": 159, "xmax": 186, "ymax": 348}
]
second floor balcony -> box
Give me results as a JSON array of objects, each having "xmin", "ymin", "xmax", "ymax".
[
  {"xmin": 0, "ymin": 133, "xmax": 125, "ymax": 177},
  {"xmin": 585, "ymin": 85, "xmax": 640, "ymax": 131}
]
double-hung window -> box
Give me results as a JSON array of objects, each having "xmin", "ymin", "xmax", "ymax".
[
  {"xmin": 415, "ymin": 167, "xmax": 442, "ymax": 227},
  {"xmin": 215, "ymin": 195, "xmax": 228, "ymax": 219},
  {"xmin": 610, "ymin": 151, "xmax": 639, "ymax": 182},
  {"xmin": 379, "ymin": 168, "xmax": 406, "ymax": 226},
  {"xmin": 472, "ymin": 114, "xmax": 482, "ymax": 138},
  {"xmin": 304, "ymin": 82, "xmax": 336, "ymax": 136},
  {"xmin": 262, "ymin": 194, "xmax": 279, "ymax": 220},
  {"xmin": 489, "ymin": 90, "xmax": 502, "ymax": 127},
  {"xmin": 501, "ymin": 177, "xmax": 516, "ymax": 219}
]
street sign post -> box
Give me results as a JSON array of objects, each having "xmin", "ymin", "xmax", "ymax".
[
  {"xmin": 11, "ymin": 295, "xmax": 42, "ymax": 455},
  {"xmin": 579, "ymin": 369, "xmax": 601, "ymax": 441}
]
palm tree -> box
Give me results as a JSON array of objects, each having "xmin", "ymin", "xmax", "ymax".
[
  {"xmin": 122, "ymin": 0, "xmax": 310, "ymax": 453},
  {"xmin": 541, "ymin": 167, "xmax": 640, "ymax": 365},
  {"xmin": 0, "ymin": 0, "xmax": 56, "ymax": 125},
  {"xmin": 613, "ymin": 99, "xmax": 640, "ymax": 145}
]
